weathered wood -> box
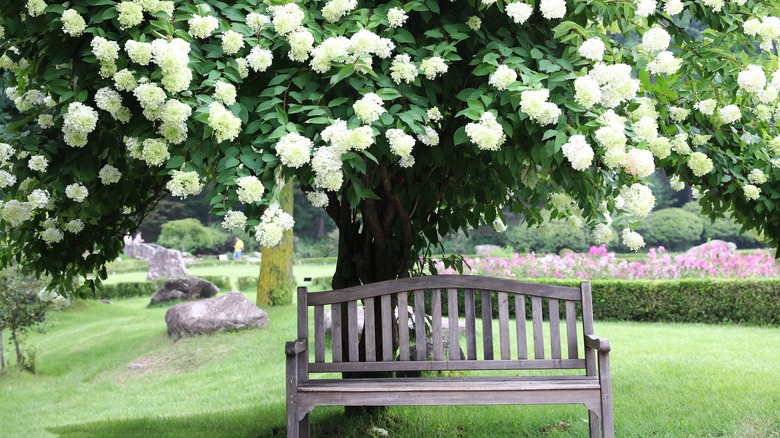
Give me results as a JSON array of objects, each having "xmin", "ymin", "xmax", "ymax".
[
  {"xmin": 381, "ymin": 295, "xmax": 392, "ymax": 361},
  {"xmin": 414, "ymin": 289, "xmax": 426, "ymax": 361},
  {"xmin": 464, "ymin": 289, "xmax": 477, "ymax": 360},
  {"xmin": 581, "ymin": 282, "xmax": 596, "ymax": 377},
  {"xmin": 515, "ymin": 294, "xmax": 527, "ymax": 360},
  {"xmin": 481, "ymin": 290, "xmax": 494, "ymax": 360},
  {"xmin": 308, "ymin": 276, "xmax": 581, "ymax": 305},
  {"xmin": 549, "ymin": 299, "xmax": 561, "ymax": 360},
  {"xmin": 314, "ymin": 305, "xmax": 324, "ymax": 363},
  {"xmin": 447, "ymin": 289, "xmax": 460, "ymax": 360},
  {"xmin": 497, "ymin": 292, "xmax": 511, "ymax": 360},
  {"xmin": 431, "ymin": 289, "xmax": 443, "ymax": 361},
  {"xmin": 398, "ymin": 292, "xmax": 409, "ymax": 361},
  {"xmin": 331, "ymin": 303, "xmax": 342, "ymax": 363},
  {"xmin": 532, "ymin": 296, "xmax": 544, "ymax": 360},
  {"xmin": 309, "ymin": 358, "xmax": 587, "ymax": 373},
  {"xmin": 364, "ymin": 298, "xmax": 376, "ymax": 362},
  {"xmin": 566, "ymin": 300, "xmax": 578, "ymax": 360},
  {"xmin": 297, "ymin": 287, "xmax": 308, "ymax": 385},
  {"xmin": 347, "ymin": 300, "xmax": 358, "ymax": 362}
]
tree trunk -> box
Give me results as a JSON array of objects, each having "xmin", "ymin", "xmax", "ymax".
[
  {"xmin": 11, "ymin": 327, "xmax": 24, "ymax": 369},
  {"xmin": 257, "ymin": 182, "xmax": 295, "ymax": 306},
  {"xmin": 0, "ymin": 325, "xmax": 5, "ymax": 369}
]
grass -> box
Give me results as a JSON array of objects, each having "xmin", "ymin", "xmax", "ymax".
[{"xmin": 1, "ymin": 285, "xmax": 779, "ymax": 437}]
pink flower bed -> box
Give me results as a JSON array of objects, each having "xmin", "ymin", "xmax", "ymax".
[{"xmin": 436, "ymin": 242, "xmax": 778, "ymax": 280}]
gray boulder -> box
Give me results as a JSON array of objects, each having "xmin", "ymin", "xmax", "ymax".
[
  {"xmin": 150, "ymin": 277, "xmax": 219, "ymax": 305},
  {"xmin": 324, "ymin": 306, "xmax": 365, "ymax": 334},
  {"xmin": 165, "ymin": 292, "xmax": 269, "ymax": 337},
  {"xmin": 146, "ymin": 248, "xmax": 188, "ymax": 281}
]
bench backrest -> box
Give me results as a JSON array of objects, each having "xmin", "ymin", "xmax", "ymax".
[{"xmin": 298, "ymin": 275, "xmax": 595, "ymax": 375}]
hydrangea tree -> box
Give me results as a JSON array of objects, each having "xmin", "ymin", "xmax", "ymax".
[{"xmin": 1, "ymin": 0, "xmax": 780, "ymax": 295}]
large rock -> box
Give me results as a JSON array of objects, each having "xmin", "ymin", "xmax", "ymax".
[
  {"xmin": 150, "ymin": 277, "xmax": 219, "ymax": 305},
  {"xmin": 146, "ymin": 248, "xmax": 188, "ymax": 281},
  {"xmin": 165, "ymin": 292, "xmax": 268, "ymax": 337},
  {"xmin": 324, "ymin": 306, "xmax": 365, "ymax": 334}
]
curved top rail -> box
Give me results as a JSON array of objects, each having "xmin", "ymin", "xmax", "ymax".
[{"xmin": 307, "ymin": 275, "xmax": 584, "ymax": 305}]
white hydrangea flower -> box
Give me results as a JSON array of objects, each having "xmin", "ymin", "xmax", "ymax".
[
  {"xmin": 28, "ymin": 155, "xmax": 49, "ymax": 172},
  {"xmin": 61, "ymin": 9, "xmax": 86, "ymax": 37},
  {"xmin": 467, "ymin": 16, "xmax": 482, "ymax": 30},
  {"xmin": 701, "ymin": 0, "xmax": 724, "ymax": 12},
  {"xmin": 561, "ymin": 135, "xmax": 594, "ymax": 171},
  {"xmin": 635, "ymin": 0, "xmax": 657, "ymax": 17},
  {"xmin": 632, "ymin": 116, "xmax": 658, "ymax": 142},
  {"xmin": 270, "ymin": 3, "xmax": 305, "ymax": 36},
  {"xmin": 342, "ymin": 126, "xmax": 375, "ymax": 151},
  {"xmin": 621, "ymin": 228, "xmax": 645, "ymax": 251},
  {"xmin": 623, "ymin": 148, "xmax": 655, "ymax": 177},
  {"xmin": 669, "ymin": 174, "xmax": 685, "ymax": 191},
  {"xmin": 310, "ymin": 37, "xmax": 350, "ymax": 73},
  {"xmin": 222, "ymin": 210, "xmax": 248, "ymax": 231},
  {"xmin": 322, "ymin": 0, "xmax": 357, "ymax": 23},
  {"xmin": 387, "ymin": 7, "xmax": 408, "ymax": 28},
  {"xmin": 620, "ymin": 183, "xmax": 655, "ymax": 217},
  {"xmin": 353, "ymin": 93, "xmax": 385, "ymax": 124},
  {"xmin": 632, "ymin": 98, "xmax": 658, "ymax": 119},
  {"xmin": 692, "ymin": 134, "xmax": 710, "ymax": 146},
  {"xmin": 1, "ymin": 200, "xmax": 34, "ymax": 227},
  {"xmin": 62, "ymin": 102, "xmax": 99, "ymax": 147},
  {"xmin": 114, "ymin": 69, "xmax": 137, "ymax": 92},
  {"xmin": 236, "ymin": 58, "xmax": 250, "ymax": 79},
  {"xmin": 312, "ymin": 146, "xmax": 344, "ymax": 190},
  {"xmin": 99, "ymin": 164, "xmax": 122, "ymax": 185},
  {"xmin": 37, "ymin": 114, "xmax": 54, "ymax": 129},
  {"xmin": 237, "ymin": 176, "xmax": 265, "ymax": 204},
  {"xmin": 141, "ymin": 138, "xmax": 170, "ymax": 166},
  {"xmin": 0, "ymin": 142, "xmax": 13, "ymax": 164},
  {"xmin": 255, "ymin": 208, "xmax": 295, "ymax": 247},
  {"xmin": 276, "ymin": 132, "xmax": 312, "ymax": 168},
  {"xmin": 92, "ymin": 36, "xmax": 121, "ymax": 63},
  {"xmin": 574, "ymin": 75, "xmax": 601, "ymax": 108},
  {"xmin": 427, "ymin": 107, "xmax": 443, "ymax": 122},
  {"xmin": 489, "ymin": 65, "xmax": 517, "ymax": 91},
  {"xmin": 506, "ymin": 2, "xmax": 533, "ymax": 24},
  {"xmin": 642, "ymin": 27, "xmax": 670, "ymax": 52},
  {"xmin": 694, "ymin": 99, "xmax": 717, "ymax": 115},
  {"xmin": 758, "ymin": 85, "xmax": 778, "ymax": 104},
  {"xmin": 27, "ymin": 0, "xmax": 47, "ymax": 17},
  {"xmin": 220, "ymin": 30, "xmax": 244, "ymax": 56},
  {"xmin": 603, "ymin": 146, "xmax": 627, "ymax": 168},
  {"xmin": 664, "ymin": 0, "xmax": 684, "ymax": 15},
  {"xmin": 65, "ymin": 183, "xmax": 89, "ymax": 202},
  {"xmin": 41, "ymin": 228, "xmax": 64, "ymax": 245},
  {"xmin": 390, "ymin": 54, "xmax": 418, "ymax": 84},
  {"xmin": 247, "ymin": 47, "xmax": 274, "ymax": 72},
  {"xmin": 166, "ymin": 170, "xmax": 203, "ymax": 198},
  {"xmin": 465, "ymin": 112, "xmax": 506, "ymax": 151},
  {"xmin": 386, "ymin": 128, "xmax": 415, "ymax": 159},
  {"xmin": 27, "ymin": 189, "xmax": 49, "ymax": 209},
  {"xmin": 347, "ymin": 29, "xmax": 395, "ymax": 58},
  {"xmin": 670, "ymin": 133, "xmax": 691, "ymax": 155},
  {"xmin": 718, "ymin": 105, "xmax": 741, "ymax": 124},
  {"xmin": 63, "ymin": 219, "xmax": 84, "ymax": 234},
  {"xmin": 418, "ymin": 126, "xmax": 439, "ymax": 146},
  {"xmin": 589, "ymin": 63, "xmax": 640, "ymax": 108},
  {"xmin": 687, "ymin": 151, "xmax": 714, "ymax": 176},
  {"xmin": 288, "ymin": 29, "xmax": 314, "ymax": 62},
  {"xmin": 737, "ymin": 65, "xmax": 766, "ymax": 93},
  {"xmin": 592, "ymin": 224, "xmax": 614, "ymax": 244},
  {"xmin": 669, "ymin": 106, "xmax": 689, "ymax": 122},
  {"xmin": 419, "ymin": 57, "xmax": 448, "ymax": 80},
  {"xmin": 747, "ymin": 168, "xmax": 767, "ymax": 184},
  {"xmin": 208, "ymin": 102, "xmax": 242, "ymax": 143},
  {"xmin": 213, "ymin": 81, "xmax": 237, "ymax": 106},
  {"xmin": 133, "ymin": 82, "xmax": 166, "ymax": 111},
  {"xmin": 647, "ymin": 51, "xmax": 681, "ymax": 75},
  {"xmin": 743, "ymin": 184, "xmax": 760, "ymax": 200},
  {"xmin": 540, "ymin": 0, "xmax": 566, "ymax": 19},
  {"xmin": 247, "ymin": 13, "xmax": 270, "ymax": 34},
  {"xmin": 307, "ymin": 192, "xmax": 329, "ymax": 208},
  {"xmin": 519, "ymin": 89, "xmax": 561, "ymax": 125},
  {"xmin": 116, "ymin": 1, "xmax": 144, "ymax": 29},
  {"xmin": 579, "ymin": 38, "xmax": 605, "ymax": 61},
  {"xmin": 0, "ymin": 170, "xmax": 16, "ymax": 189},
  {"xmin": 648, "ymin": 136, "xmax": 671, "ymax": 159},
  {"xmin": 188, "ymin": 14, "xmax": 219, "ymax": 39},
  {"xmin": 744, "ymin": 18, "xmax": 761, "ymax": 36}
]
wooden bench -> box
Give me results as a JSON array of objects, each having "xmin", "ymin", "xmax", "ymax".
[{"xmin": 286, "ymin": 275, "xmax": 614, "ymax": 437}]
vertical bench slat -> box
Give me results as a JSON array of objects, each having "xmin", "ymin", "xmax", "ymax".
[
  {"xmin": 464, "ymin": 289, "xmax": 477, "ymax": 360},
  {"xmin": 314, "ymin": 305, "xmax": 325, "ymax": 363},
  {"xmin": 332, "ymin": 303, "xmax": 342, "ymax": 363},
  {"xmin": 532, "ymin": 296, "xmax": 544, "ymax": 359},
  {"xmin": 447, "ymin": 288, "xmax": 460, "ymax": 360},
  {"xmin": 381, "ymin": 295, "xmax": 393, "ymax": 361},
  {"xmin": 565, "ymin": 300, "xmax": 579, "ymax": 359},
  {"xmin": 364, "ymin": 298, "xmax": 376, "ymax": 362},
  {"xmin": 481, "ymin": 290, "xmax": 494, "ymax": 360},
  {"xmin": 414, "ymin": 290, "xmax": 427, "ymax": 361},
  {"xmin": 549, "ymin": 299, "xmax": 561, "ymax": 360},
  {"xmin": 497, "ymin": 292, "xmax": 511, "ymax": 360},
  {"xmin": 348, "ymin": 301, "xmax": 359, "ymax": 362},
  {"xmin": 515, "ymin": 294, "xmax": 527, "ymax": 360},
  {"xmin": 431, "ymin": 289, "xmax": 443, "ymax": 361},
  {"xmin": 398, "ymin": 292, "xmax": 410, "ymax": 361}
]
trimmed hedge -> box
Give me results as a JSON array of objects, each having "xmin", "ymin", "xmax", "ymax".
[
  {"xmin": 237, "ymin": 276, "xmax": 258, "ymax": 291},
  {"xmin": 95, "ymin": 282, "xmax": 159, "ymax": 300},
  {"xmin": 196, "ymin": 275, "xmax": 232, "ymax": 291}
]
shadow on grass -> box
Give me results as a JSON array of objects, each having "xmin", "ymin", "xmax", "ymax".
[{"xmin": 47, "ymin": 405, "xmax": 289, "ymax": 438}]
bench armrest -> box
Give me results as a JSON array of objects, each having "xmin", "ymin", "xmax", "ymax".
[
  {"xmin": 584, "ymin": 334, "xmax": 611, "ymax": 353},
  {"xmin": 286, "ymin": 338, "xmax": 308, "ymax": 356}
]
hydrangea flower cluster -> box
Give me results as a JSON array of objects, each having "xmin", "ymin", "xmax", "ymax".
[
  {"xmin": 62, "ymin": 103, "xmax": 99, "ymax": 147},
  {"xmin": 353, "ymin": 93, "xmax": 385, "ymax": 124},
  {"xmin": 236, "ymin": 176, "xmax": 265, "ymax": 204},
  {"xmin": 98, "ymin": 165, "xmax": 122, "ymax": 185},
  {"xmin": 208, "ymin": 102, "xmax": 242, "ymax": 143},
  {"xmin": 619, "ymin": 183, "xmax": 655, "ymax": 218},
  {"xmin": 276, "ymin": 132, "xmax": 313, "ymax": 168},
  {"xmin": 65, "ymin": 183, "xmax": 88, "ymax": 203},
  {"xmin": 255, "ymin": 208, "xmax": 295, "ymax": 247},
  {"xmin": 465, "ymin": 112, "xmax": 506, "ymax": 151},
  {"xmin": 61, "ymin": 9, "xmax": 86, "ymax": 37},
  {"xmin": 386, "ymin": 129, "xmax": 416, "ymax": 166},
  {"xmin": 166, "ymin": 170, "xmax": 203, "ymax": 198},
  {"xmin": 489, "ymin": 65, "xmax": 517, "ymax": 91},
  {"xmin": 188, "ymin": 15, "xmax": 219, "ymax": 39},
  {"xmin": 222, "ymin": 210, "xmax": 248, "ymax": 231},
  {"xmin": 519, "ymin": 89, "xmax": 561, "ymax": 126},
  {"xmin": 561, "ymin": 135, "xmax": 594, "ymax": 171}
]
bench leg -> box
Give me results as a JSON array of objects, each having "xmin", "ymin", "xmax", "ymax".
[
  {"xmin": 588, "ymin": 410, "xmax": 601, "ymax": 438},
  {"xmin": 300, "ymin": 412, "xmax": 310, "ymax": 437}
]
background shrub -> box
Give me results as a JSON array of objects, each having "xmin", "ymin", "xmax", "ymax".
[
  {"xmin": 634, "ymin": 208, "xmax": 704, "ymax": 251},
  {"xmin": 157, "ymin": 219, "xmax": 228, "ymax": 255},
  {"xmin": 682, "ymin": 202, "xmax": 765, "ymax": 249},
  {"xmin": 237, "ymin": 276, "xmax": 258, "ymax": 291},
  {"xmin": 507, "ymin": 221, "xmax": 591, "ymax": 254},
  {"xmin": 94, "ymin": 282, "xmax": 158, "ymax": 300}
]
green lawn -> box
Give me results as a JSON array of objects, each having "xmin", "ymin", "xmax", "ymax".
[{"xmin": 1, "ymin": 289, "xmax": 779, "ymax": 437}]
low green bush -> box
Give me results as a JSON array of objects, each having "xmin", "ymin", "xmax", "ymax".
[
  {"xmin": 157, "ymin": 219, "xmax": 228, "ymax": 255},
  {"xmin": 237, "ymin": 276, "xmax": 258, "ymax": 291},
  {"xmin": 197, "ymin": 275, "xmax": 232, "ymax": 291},
  {"xmin": 95, "ymin": 282, "xmax": 158, "ymax": 300}
]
